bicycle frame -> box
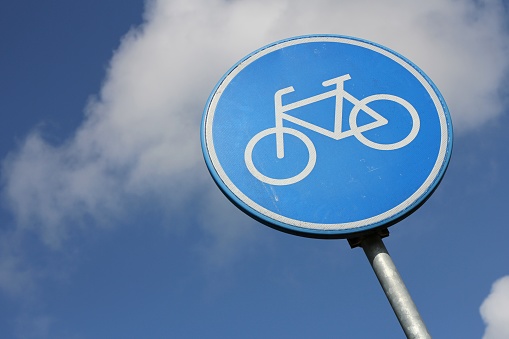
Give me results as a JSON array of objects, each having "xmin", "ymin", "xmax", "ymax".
[{"xmin": 273, "ymin": 74, "xmax": 388, "ymax": 159}]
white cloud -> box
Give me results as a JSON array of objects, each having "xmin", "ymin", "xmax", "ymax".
[
  {"xmin": 481, "ymin": 276, "xmax": 509, "ymax": 339},
  {"xmin": 1, "ymin": 0, "xmax": 508, "ymax": 254}
]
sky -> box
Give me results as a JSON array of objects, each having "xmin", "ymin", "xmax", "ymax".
[{"xmin": 1, "ymin": 0, "xmax": 509, "ymax": 338}]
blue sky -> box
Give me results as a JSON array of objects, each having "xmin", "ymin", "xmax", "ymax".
[{"xmin": 1, "ymin": 0, "xmax": 509, "ymax": 338}]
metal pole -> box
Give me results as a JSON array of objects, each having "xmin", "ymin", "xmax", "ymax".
[{"xmin": 360, "ymin": 234, "xmax": 431, "ymax": 339}]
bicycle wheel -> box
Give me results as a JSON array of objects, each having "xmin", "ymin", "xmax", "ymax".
[
  {"xmin": 349, "ymin": 94, "xmax": 420, "ymax": 150},
  {"xmin": 244, "ymin": 127, "xmax": 316, "ymax": 186}
]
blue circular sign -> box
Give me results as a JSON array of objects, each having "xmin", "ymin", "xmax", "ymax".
[{"xmin": 201, "ymin": 35, "xmax": 453, "ymax": 238}]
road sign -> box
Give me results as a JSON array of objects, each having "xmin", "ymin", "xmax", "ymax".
[{"xmin": 201, "ymin": 35, "xmax": 452, "ymax": 238}]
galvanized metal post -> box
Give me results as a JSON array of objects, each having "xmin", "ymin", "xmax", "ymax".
[{"xmin": 360, "ymin": 234, "xmax": 431, "ymax": 339}]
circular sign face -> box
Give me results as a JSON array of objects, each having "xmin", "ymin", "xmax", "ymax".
[{"xmin": 201, "ymin": 35, "xmax": 453, "ymax": 238}]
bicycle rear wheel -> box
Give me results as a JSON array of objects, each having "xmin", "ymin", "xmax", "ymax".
[{"xmin": 244, "ymin": 127, "xmax": 316, "ymax": 185}]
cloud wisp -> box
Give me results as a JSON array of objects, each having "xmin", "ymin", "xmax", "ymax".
[
  {"xmin": 481, "ymin": 276, "xmax": 509, "ymax": 339},
  {"xmin": 1, "ymin": 0, "xmax": 508, "ymax": 285}
]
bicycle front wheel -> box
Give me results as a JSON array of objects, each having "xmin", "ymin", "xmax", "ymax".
[{"xmin": 349, "ymin": 94, "xmax": 420, "ymax": 150}]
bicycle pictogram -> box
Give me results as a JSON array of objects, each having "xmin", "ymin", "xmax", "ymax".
[{"xmin": 244, "ymin": 74, "xmax": 421, "ymax": 185}]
